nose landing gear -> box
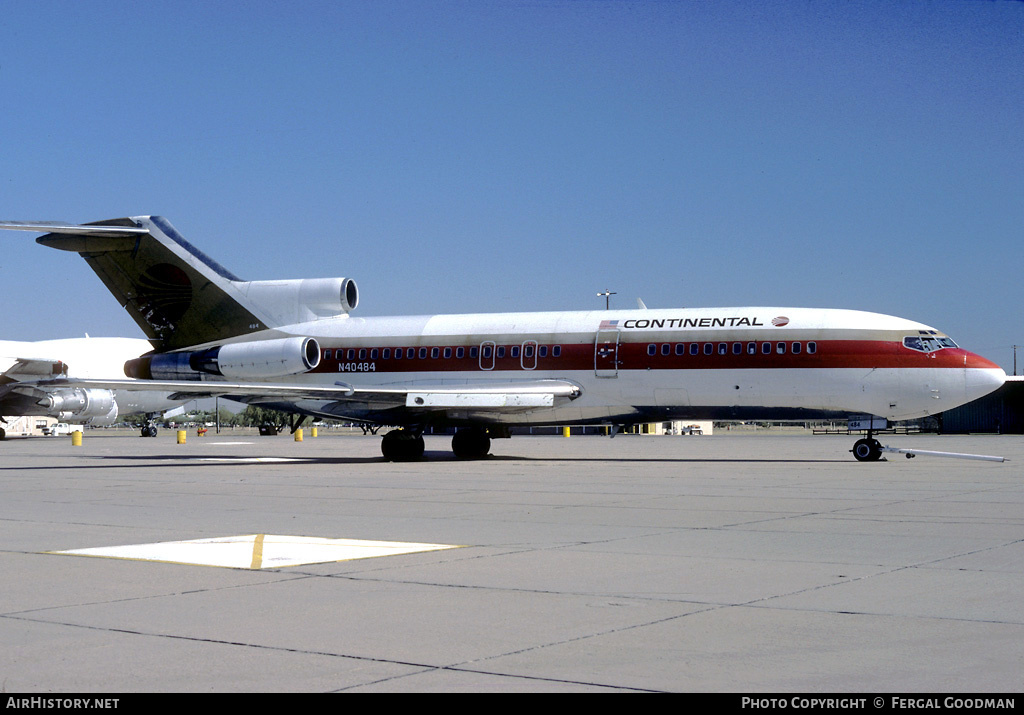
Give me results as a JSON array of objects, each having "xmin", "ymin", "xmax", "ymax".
[{"xmin": 851, "ymin": 431, "xmax": 883, "ymax": 462}]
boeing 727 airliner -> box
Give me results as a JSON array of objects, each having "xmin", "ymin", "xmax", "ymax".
[{"xmin": 0, "ymin": 217, "xmax": 1006, "ymax": 460}]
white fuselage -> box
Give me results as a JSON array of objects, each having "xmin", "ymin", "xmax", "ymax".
[{"xmin": 197, "ymin": 306, "xmax": 1006, "ymax": 427}]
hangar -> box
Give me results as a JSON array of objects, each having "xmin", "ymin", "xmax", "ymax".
[{"xmin": 939, "ymin": 377, "xmax": 1024, "ymax": 434}]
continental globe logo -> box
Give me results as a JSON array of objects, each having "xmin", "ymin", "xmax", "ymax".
[
  {"xmin": 772, "ymin": 316, "xmax": 790, "ymax": 327},
  {"xmin": 133, "ymin": 262, "xmax": 193, "ymax": 338}
]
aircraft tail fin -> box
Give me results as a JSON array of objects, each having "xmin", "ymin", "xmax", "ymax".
[{"xmin": 4, "ymin": 216, "xmax": 357, "ymax": 351}]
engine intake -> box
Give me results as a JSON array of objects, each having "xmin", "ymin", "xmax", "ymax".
[{"xmin": 126, "ymin": 337, "xmax": 321, "ymax": 381}]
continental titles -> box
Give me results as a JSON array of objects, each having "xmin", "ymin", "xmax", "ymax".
[{"xmin": 621, "ymin": 316, "xmax": 764, "ymax": 329}]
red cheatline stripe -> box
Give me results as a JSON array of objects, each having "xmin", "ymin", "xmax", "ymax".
[{"xmin": 309, "ymin": 340, "xmax": 997, "ymax": 374}]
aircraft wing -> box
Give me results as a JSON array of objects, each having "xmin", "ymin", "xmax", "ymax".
[
  {"xmin": 27, "ymin": 377, "xmax": 584, "ymax": 412},
  {"xmin": 0, "ymin": 356, "xmax": 69, "ymax": 381},
  {"xmin": 0, "ymin": 354, "xmax": 71, "ymax": 405},
  {"xmin": 0, "ymin": 366, "xmax": 67, "ymax": 413}
]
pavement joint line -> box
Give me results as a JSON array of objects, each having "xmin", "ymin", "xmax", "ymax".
[{"xmin": 1, "ymin": 611, "xmax": 662, "ymax": 692}]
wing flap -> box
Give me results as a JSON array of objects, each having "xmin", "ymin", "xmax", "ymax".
[{"xmin": 406, "ymin": 392, "xmax": 555, "ymax": 408}]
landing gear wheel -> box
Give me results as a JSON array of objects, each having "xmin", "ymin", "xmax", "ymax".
[
  {"xmin": 852, "ymin": 438, "xmax": 882, "ymax": 462},
  {"xmin": 381, "ymin": 429, "xmax": 425, "ymax": 461},
  {"xmin": 452, "ymin": 427, "xmax": 491, "ymax": 459},
  {"xmin": 141, "ymin": 424, "xmax": 158, "ymax": 438}
]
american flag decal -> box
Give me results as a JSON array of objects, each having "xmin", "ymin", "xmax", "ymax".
[{"xmin": 599, "ymin": 319, "xmax": 619, "ymax": 330}]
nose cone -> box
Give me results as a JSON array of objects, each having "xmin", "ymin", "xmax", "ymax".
[{"xmin": 964, "ymin": 352, "xmax": 1006, "ymax": 403}]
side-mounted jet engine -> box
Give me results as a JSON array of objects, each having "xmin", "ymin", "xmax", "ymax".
[{"xmin": 125, "ymin": 336, "xmax": 322, "ymax": 381}]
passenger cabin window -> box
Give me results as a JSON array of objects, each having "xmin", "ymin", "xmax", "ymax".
[
  {"xmin": 791, "ymin": 342, "xmax": 801, "ymax": 354},
  {"xmin": 776, "ymin": 342, "xmax": 786, "ymax": 355},
  {"xmin": 661, "ymin": 344, "xmax": 671, "ymax": 356},
  {"xmin": 761, "ymin": 342, "xmax": 771, "ymax": 355},
  {"xmin": 807, "ymin": 342, "xmax": 817, "ymax": 354},
  {"xmin": 675, "ymin": 343, "xmax": 686, "ymax": 355},
  {"xmin": 648, "ymin": 344, "xmax": 657, "ymax": 356},
  {"xmin": 552, "ymin": 345, "xmax": 561, "ymax": 357},
  {"xmin": 690, "ymin": 343, "xmax": 699, "ymax": 356}
]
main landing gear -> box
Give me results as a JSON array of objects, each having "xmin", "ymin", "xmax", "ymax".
[
  {"xmin": 380, "ymin": 428, "xmax": 425, "ymax": 461},
  {"xmin": 851, "ymin": 432, "xmax": 883, "ymax": 462},
  {"xmin": 140, "ymin": 416, "xmax": 159, "ymax": 438},
  {"xmin": 451, "ymin": 427, "xmax": 491, "ymax": 460},
  {"xmin": 380, "ymin": 426, "xmax": 494, "ymax": 461}
]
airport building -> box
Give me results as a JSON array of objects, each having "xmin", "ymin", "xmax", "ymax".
[
  {"xmin": 627, "ymin": 420, "xmax": 714, "ymax": 436},
  {"xmin": 939, "ymin": 376, "xmax": 1024, "ymax": 434},
  {"xmin": 0, "ymin": 415, "xmax": 58, "ymax": 438}
]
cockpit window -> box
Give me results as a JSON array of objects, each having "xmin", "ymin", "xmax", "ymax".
[{"xmin": 903, "ymin": 335, "xmax": 958, "ymax": 353}]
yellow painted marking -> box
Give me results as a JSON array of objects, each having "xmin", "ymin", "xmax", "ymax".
[{"xmin": 250, "ymin": 533, "xmax": 265, "ymax": 569}]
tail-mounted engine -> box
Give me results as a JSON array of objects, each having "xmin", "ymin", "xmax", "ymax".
[
  {"xmin": 125, "ymin": 337, "xmax": 321, "ymax": 381},
  {"xmin": 41, "ymin": 388, "xmax": 118, "ymax": 425},
  {"xmin": 236, "ymin": 277, "xmax": 359, "ymax": 325}
]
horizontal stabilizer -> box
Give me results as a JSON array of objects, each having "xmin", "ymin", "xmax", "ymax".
[
  {"xmin": 1, "ymin": 216, "xmax": 358, "ymax": 350},
  {"xmin": 0, "ymin": 220, "xmax": 148, "ymax": 238},
  {"xmin": 1, "ymin": 216, "xmax": 262, "ymax": 350}
]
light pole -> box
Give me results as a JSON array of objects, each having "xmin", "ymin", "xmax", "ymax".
[{"xmin": 597, "ymin": 289, "xmax": 616, "ymax": 310}]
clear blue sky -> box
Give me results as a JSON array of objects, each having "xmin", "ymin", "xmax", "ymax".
[{"xmin": 2, "ymin": 0, "xmax": 1021, "ymax": 372}]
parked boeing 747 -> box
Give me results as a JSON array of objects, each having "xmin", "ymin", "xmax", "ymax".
[
  {"xmin": 0, "ymin": 217, "xmax": 1006, "ymax": 460},
  {"xmin": 0, "ymin": 336, "xmax": 183, "ymax": 438}
]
